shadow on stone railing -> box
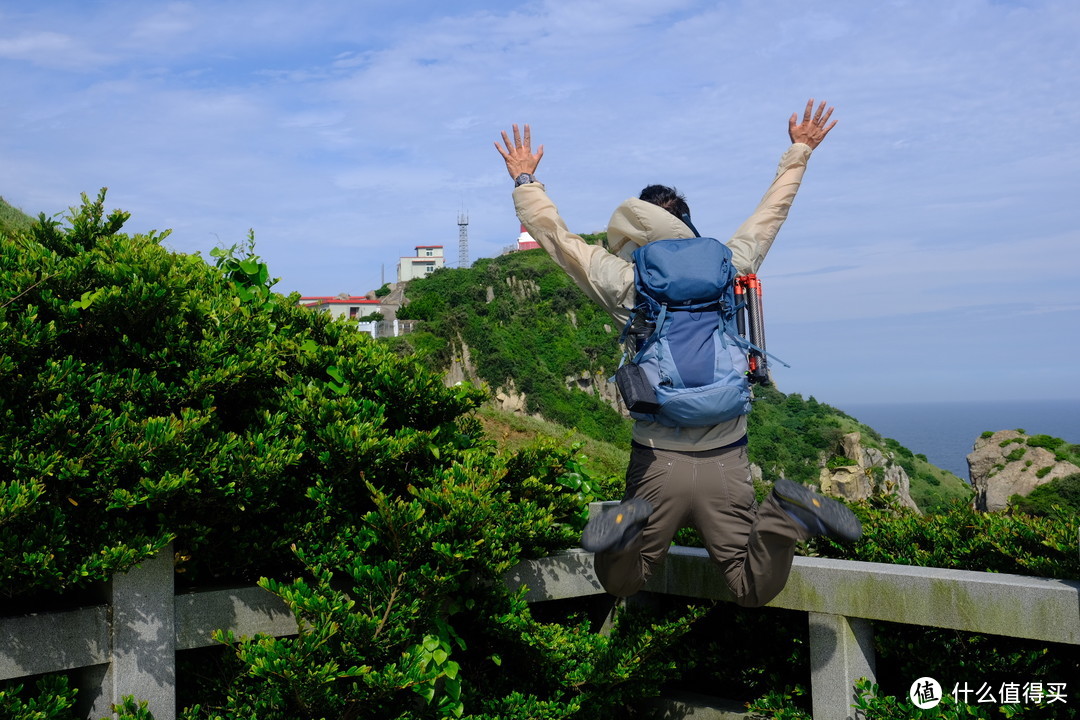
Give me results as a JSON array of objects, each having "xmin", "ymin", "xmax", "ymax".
[
  {"xmin": 1, "ymin": 549, "xmax": 297, "ymax": 720},
  {"xmin": 508, "ymin": 546, "xmax": 1080, "ymax": 719},
  {"xmin": 3, "ymin": 541, "xmax": 1078, "ymax": 720}
]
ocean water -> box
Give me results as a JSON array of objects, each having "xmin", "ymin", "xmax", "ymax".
[{"xmin": 837, "ymin": 399, "xmax": 1080, "ymax": 480}]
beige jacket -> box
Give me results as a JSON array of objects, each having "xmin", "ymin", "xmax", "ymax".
[{"xmin": 512, "ymin": 143, "xmax": 813, "ymax": 451}]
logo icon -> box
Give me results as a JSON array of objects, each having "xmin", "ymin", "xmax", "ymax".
[{"xmin": 910, "ymin": 676, "xmax": 943, "ymax": 709}]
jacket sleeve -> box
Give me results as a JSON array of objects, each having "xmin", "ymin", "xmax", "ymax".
[
  {"xmin": 727, "ymin": 143, "xmax": 813, "ymax": 275},
  {"xmin": 512, "ymin": 182, "xmax": 636, "ymax": 326}
]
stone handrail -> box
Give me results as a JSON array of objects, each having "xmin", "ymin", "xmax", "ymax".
[
  {"xmin": 3, "ymin": 544, "xmax": 1078, "ymax": 719},
  {"xmin": 507, "ymin": 546, "xmax": 1080, "ymax": 719}
]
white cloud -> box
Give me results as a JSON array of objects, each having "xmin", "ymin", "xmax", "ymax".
[{"xmin": 0, "ymin": 31, "xmax": 112, "ymax": 70}]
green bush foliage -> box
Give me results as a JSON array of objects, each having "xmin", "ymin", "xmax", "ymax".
[
  {"xmin": 0, "ymin": 676, "xmax": 78, "ymax": 720},
  {"xmin": 1027, "ymin": 434, "xmax": 1065, "ymax": 451},
  {"xmin": 0, "ymin": 193, "xmax": 497, "ymax": 594},
  {"xmin": 0, "ymin": 194, "xmax": 710, "ymax": 718},
  {"xmin": 1010, "ymin": 473, "xmax": 1080, "ymax": 520},
  {"xmin": 746, "ymin": 386, "xmax": 847, "ymax": 485},
  {"xmin": 1025, "ymin": 433, "xmax": 1080, "ymax": 465},
  {"xmin": 813, "ymin": 498, "xmax": 1079, "ymax": 579},
  {"xmin": 1005, "ymin": 447, "xmax": 1027, "ymax": 462}
]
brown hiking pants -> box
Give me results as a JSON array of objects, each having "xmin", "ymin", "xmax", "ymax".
[{"xmin": 593, "ymin": 442, "xmax": 806, "ymax": 607}]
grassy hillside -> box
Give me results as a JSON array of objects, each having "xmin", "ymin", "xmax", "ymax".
[
  {"xmin": 0, "ymin": 196, "xmax": 35, "ymax": 234},
  {"xmin": 394, "ymin": 246, "xmax": 971, "ymax": 512},
  {"xmin": 394, "ymin": 244, "xmax": 630, "ymax": 445}
]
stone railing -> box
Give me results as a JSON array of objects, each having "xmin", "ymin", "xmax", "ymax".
[
  {"xmin": 0, "ymin": 550, "xmax": 295, "ymax": 720},
  {"xmin": 3, "ymin": 539, "xmax": 1078, "ymax": 719},
  {"xmin": 508, "ymin": 545, "xmax": 1080, "ymax": 719}
]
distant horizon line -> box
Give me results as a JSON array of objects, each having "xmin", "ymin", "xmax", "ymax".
[{"xmin": 836, "ymin": 397, "xmax": 1080, "ymax": 406}]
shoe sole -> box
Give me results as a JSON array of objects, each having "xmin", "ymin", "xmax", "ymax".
[
  {"xmin": 774, "ymin": 478, "xmax": 862, "ymax": 542},
  {"xmin": 581, "ymin": 498, "xmax": 653, "ymax": 553}
]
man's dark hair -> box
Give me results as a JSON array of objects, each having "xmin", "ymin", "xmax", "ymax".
[{"xmin": 639, "ymin": 184, "xmax": 690, "ymax": 219}]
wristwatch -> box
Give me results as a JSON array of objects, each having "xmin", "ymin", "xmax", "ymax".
[{"xmin": 514, "ymin": 173, "xmax": 536, "ymax": 187}]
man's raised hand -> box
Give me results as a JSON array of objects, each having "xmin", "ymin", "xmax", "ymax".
[
  {"xmin": 495, "ymin": 123, "xmax": 544, "ymax": 178},
  {"xmin": 788, "ymin": 99, "xmax": 837, "ymax": 149}
]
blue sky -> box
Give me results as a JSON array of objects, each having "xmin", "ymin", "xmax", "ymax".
[{"xmin": 1, "ymin": 0, "xmax": 1077, "ymax": 406}]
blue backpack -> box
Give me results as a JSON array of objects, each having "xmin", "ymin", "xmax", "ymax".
[{"xmin": 615, "ymin": 236, "xmax": 753, "ymax": 427}]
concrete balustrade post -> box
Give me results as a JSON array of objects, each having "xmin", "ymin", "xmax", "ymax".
[
  {"xmin": 88, "ymin": 545, "xmax": 176, "ymax": 720},
  {"xmin": 808, "ymin": 612, "xmax": 875, "ymax": 720}
]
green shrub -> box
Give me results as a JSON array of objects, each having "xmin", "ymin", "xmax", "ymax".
[
  {"xmin": 1, "ymin": 193, "xmax": 710, "ymax": 719},
  {"xmin": 816, "ymin": 500, "xmax": 1079, "ymax": 579},
  {"xmin": 0, "ymin": 676, "xmax": 78, "ymax": 720},
  {"xmin": 0, "ymin": 196, "xmax": 497, "ymax": 594},
  {"xmin": 1010, "ymin": 473, "xmax": 1080, "ymax": 520},
  {"xmin": 1027, "ymin": 434, "xmax": 1065, "ymax": 451},
  {"xmin": 1005, "ymin": 447, "xmax": 1027, "ymax": 462}
]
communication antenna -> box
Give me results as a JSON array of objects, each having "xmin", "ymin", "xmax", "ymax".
[{"xmin": 457, "ymin": 211, "xmax": 469, "ymax": 269}]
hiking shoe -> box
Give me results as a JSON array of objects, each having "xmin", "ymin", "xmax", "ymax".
[
  {"xmin": 773, "ymin": 478, "xmax": 862, "ymax": 542},
  {"xmin": 581, "ymin": 498, "xmax": 653, "ymax": 553}
]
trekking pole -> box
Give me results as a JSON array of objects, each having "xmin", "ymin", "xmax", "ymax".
[
  {"xmin": 734, "ymin": 275, "xmax": 747, "ymax": 338},
  {"xmin": 743, "ymin": 274, "xmax": 770, "ymax": 385}
]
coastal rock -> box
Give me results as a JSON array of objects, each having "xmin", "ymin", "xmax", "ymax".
[
  {"xmin": 442, "ymin": 340, "xmax": 529, "ymax": 415},
  {"xmin": 968, "ymin": 430, "xmax": 1080, "ymax": 511},
  {"xmin": 493, "ymin": 380, "xmax": 529, "ymax": 415},
  {"xmin": 443, "ymin": 337, "xmax": 617, "ymax": 418},
  {"xmin": 563, "ymin": 370, "xmax": 621, "ymax": 413},
  {"xmin": 444, "ymin": 338, "xmax": 480, "ymax": 388},
  {"xmin": 505, "ymin": 275, "xmax": 539, "ymax": 301},
  {"xmin": 818, "ymin": 432, "xmax": 920, "ymax": 511}
]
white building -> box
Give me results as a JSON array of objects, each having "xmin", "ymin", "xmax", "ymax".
[
  {"xmin": 300, "ymin": 295, "xmax": 381, "ymax": 321},
  {"xmin": 298, "ymin": 293, "xmax": 415, "ymax": 339},
  {"xmin": 397, "ymin": 245, "xmax": 445, "ymax": 282}
]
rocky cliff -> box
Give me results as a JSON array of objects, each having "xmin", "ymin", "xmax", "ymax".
[
  {"xmin": 968, "ymin": 430, "xmax": 1080, "ymax": 511},
  {"xmin": 818, "ymin": 432, "xmax": 921, "ymax": 511}
]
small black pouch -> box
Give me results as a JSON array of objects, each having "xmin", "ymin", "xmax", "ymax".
[{"xmin": 615, "ymin": 363, "xmax": 661, "ymax": 414}]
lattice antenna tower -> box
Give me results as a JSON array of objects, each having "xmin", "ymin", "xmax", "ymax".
[{"xmin": 457, "ymin": 211, "xmax": 469, "ymax": 269}]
